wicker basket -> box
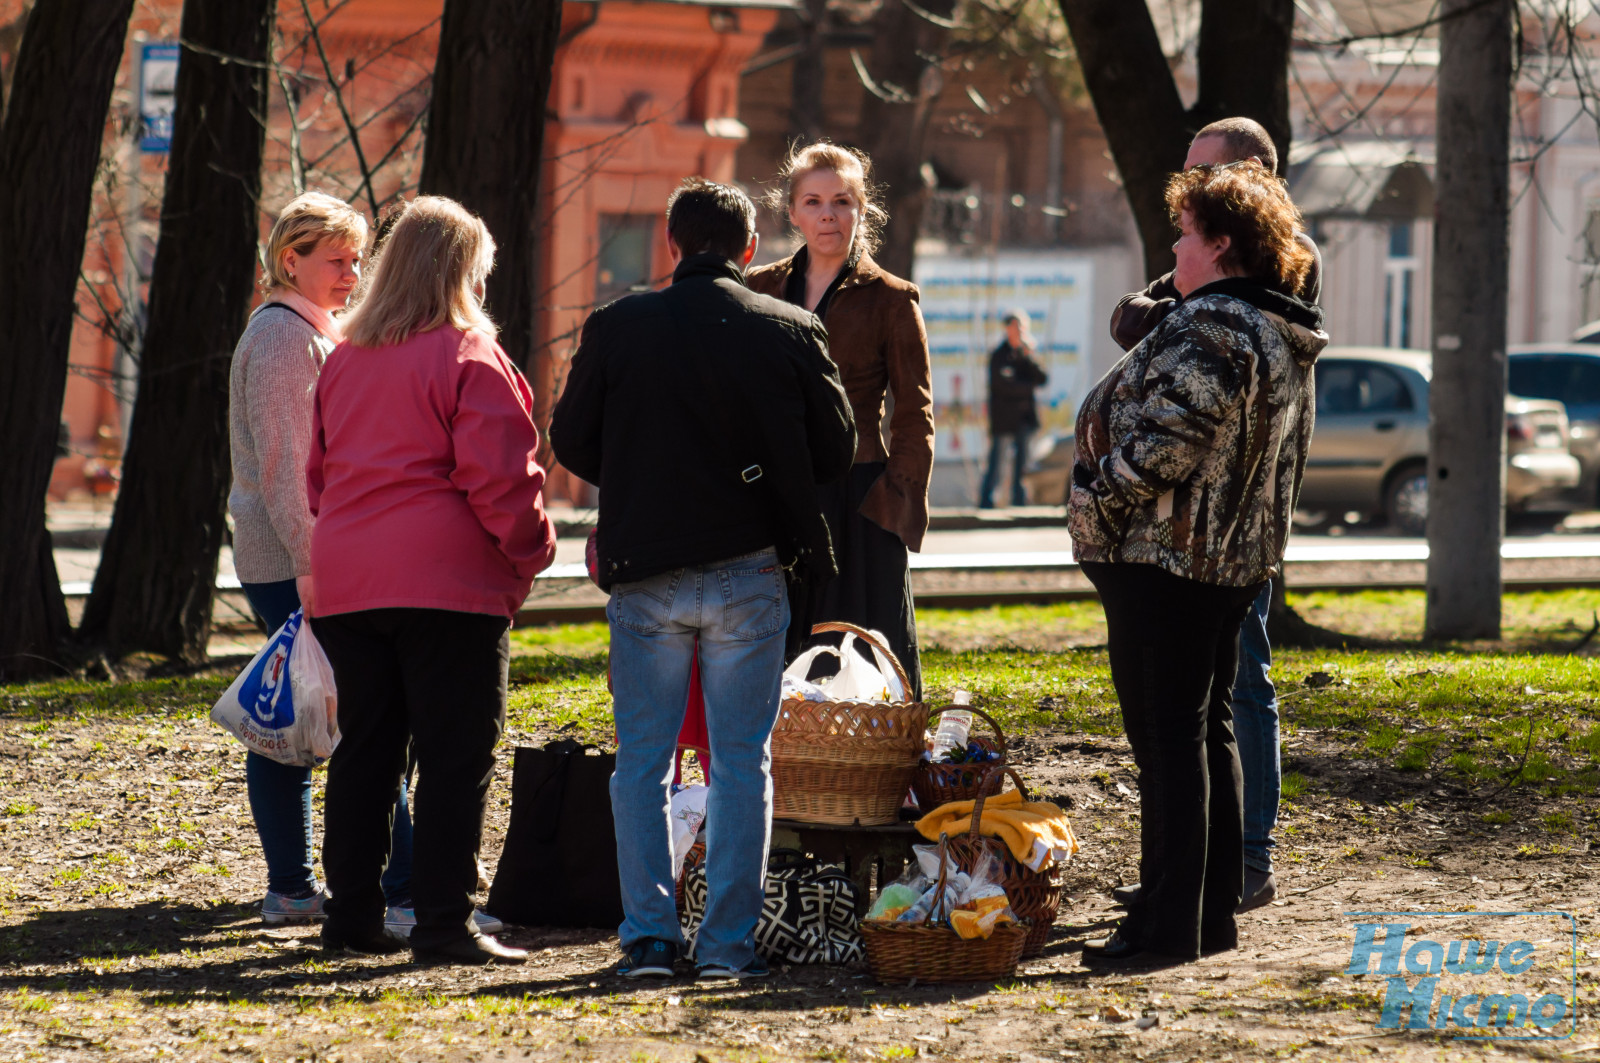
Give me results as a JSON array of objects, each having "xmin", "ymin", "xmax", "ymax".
[
  {"xmin": 943, "ymin": 766, "xmax": 1065, "ymax": 959},
  {"xmin": 771, "ymin": 622, "xmax": 927, "ymax": 826},
  {"xmin": 912, "ymin": 705, "xmax": 1008, "ymax": 811},
  {"xmin": 860, "ymin": 833, "xmax": 1027, "ymax": 984}
]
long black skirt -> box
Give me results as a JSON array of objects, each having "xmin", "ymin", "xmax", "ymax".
[{"xmin": 790, "ymin": 462, "xmax": 923, "ymax": 701}]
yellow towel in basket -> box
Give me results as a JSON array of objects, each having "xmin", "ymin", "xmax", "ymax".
[{"xmin": 915, "ymin": 789, "xmax": 1078, "ymax": 872}]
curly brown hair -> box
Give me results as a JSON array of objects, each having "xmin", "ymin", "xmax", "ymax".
[
  {"xmin": 1164, "ymin": 161, "xmax": 1312, "ymax": 297},
  {"xmin": 764, "ymin": 140, "xmax": 888, "ymax": 256}
]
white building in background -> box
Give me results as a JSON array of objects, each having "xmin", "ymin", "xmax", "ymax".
[{"xmin": 1287, "ymin": 0, "xmax": 1600, "ymax": 348}]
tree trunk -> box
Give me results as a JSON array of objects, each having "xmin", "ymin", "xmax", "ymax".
[
  {"xmin": 0, "ymin": 0, "xmax": 135, "ymax": 681},
  {"xmin": 1425, "ymin": 0, "xmax": 1512, "ymax": 640},
  {"xmin": 78, "ymin": 0, "xmax": 274, "ymax": 663},
  {"xmin": 857, "ymin": 0, "xmax": 955, "ymax": 281},
  {"xmin": 1056, "ymin": 0, "xmax": 1186, "ymax": 280},
  {"xmin": 1193, "ymin": 0, "xmax": 1294, "ymax": 174},
  {"xmin": 1058, "ymin": 0, "xmax": 1293, "ymax": 280},
  {"xmin": 789, "ymin": 0, "xmax": 828, "ymax": 145},
  {"xmin": 420, "ymin": 0, "xmax": 562, "ymax": 456}
]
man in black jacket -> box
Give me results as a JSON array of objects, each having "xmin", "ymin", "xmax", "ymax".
[
  {"xmin": 980, "ymin": 309, "xmax": 1049, "ymax": 508},
  {"xmin": 550, "ymin": 178, "xmax": 855, "ymax": 982}
]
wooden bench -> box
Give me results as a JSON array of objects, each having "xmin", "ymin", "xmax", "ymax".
[{"xmin": 771, "ymin": 818, "xmax": 924, "ymax": 912}]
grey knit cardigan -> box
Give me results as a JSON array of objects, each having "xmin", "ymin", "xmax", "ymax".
[{"xmin": 227, "ymin": 305, "xmax": 334, "ymax": 584}]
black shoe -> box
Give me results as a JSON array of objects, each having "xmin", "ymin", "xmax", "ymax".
[
  {"xmin": 1111, "ymin": 883, "xmax": 1142, "ymax": 906},
  {"xmin": 617, "ymin": 937, "xmax": 678, "ymax": 978},
  {"xmin": 322, "ymin": 922, "xmax": 409, "ymax": 956},
  {"xmin": 1236, "ymin": 869, "xmax": 1277, "ymax": 914},
  {"xmin": 413, "ymin": 932, "xmax": 528, "ymax": 966},
  {"xmin": 1082, "ymin": 927, "xmax": 1143, "ymax": 960}
]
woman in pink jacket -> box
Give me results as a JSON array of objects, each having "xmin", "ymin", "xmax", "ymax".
[{"xmin": 307, "ymin": 196, "xmax": 557, "ymax": 965}]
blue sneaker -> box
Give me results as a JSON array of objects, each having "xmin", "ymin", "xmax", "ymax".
[
  {"xmin": 261, "ymin": 886, "xmax": 328, "ymax": 925},
  {"xmin": 695, "ymin": 956, "xmax": 770, "ymax": 981},
  {"xmin": 617, "ymin": 937, "xmax": 678, "ymax": 978}
]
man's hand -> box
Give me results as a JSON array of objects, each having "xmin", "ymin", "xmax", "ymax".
[{"xmin": 296, "ymin": 574, "xmax": 316, "ymax": 618}]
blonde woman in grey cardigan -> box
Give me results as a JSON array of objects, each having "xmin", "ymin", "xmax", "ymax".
[
  {"xmin": 228, "ymin": 191, "xmax": 388, "ymax": 927},
  {"xmin": 229, "ymin": 192, "xmax": 513, "ymax": 944}
]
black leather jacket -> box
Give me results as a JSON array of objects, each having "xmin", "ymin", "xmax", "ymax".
[{"xmin": 551, "ymin": 254, "xmax": 857, "ymax": 590}]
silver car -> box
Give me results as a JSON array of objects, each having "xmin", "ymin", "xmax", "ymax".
[{"xmin": 1299, "ymin": 347, "xmax": 1580, "ymax": 534}]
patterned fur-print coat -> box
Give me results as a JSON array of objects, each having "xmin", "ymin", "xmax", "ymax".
[{"xmin": 1068, "ymin": 283, "xmax": 1328, "ymax": 586}]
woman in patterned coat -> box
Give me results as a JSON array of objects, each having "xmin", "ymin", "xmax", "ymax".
[{"xmin": 1068, "ymin": 162, "xmax": 1328, "ymax": 962}]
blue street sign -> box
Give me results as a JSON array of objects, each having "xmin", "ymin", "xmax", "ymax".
[{"xmin": 139, "ymin": 43, "xmax": 179, "ymax": 153}]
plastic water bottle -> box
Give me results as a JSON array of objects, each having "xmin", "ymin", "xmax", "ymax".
[{"xmin": 931, "ymin": 690, "xmax": 974, "ymax": 760}]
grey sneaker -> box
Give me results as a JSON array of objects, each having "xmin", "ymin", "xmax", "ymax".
[
  {"xmin": 696, "ymin": 956, "xmax": 770, "ymax": 981},
  {"xmin": 1237, "ymin": 868, "xmax": 1277, "ymax": 913},
  {"xmin": 262, "ymin": 887, "xmax": 329, "ymax": 925},
  {"xmin": 383, "ymin": 906, "xmax": 504, "ymax": 940}
]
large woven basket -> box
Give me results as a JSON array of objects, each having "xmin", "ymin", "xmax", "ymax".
[
  {"xmin": 771, "ymin": 622, "xmax": 927, "ymax": 826},
  {"xmin": 943, "ymin": 766, "xmax": 1065, "ymax": 959},
  {"xmin": 860, "ymin": 833, "xmax": 1027, "ymax": 983},
  {"xmin": 911, "ymin": 705, "xmax": 1008, "ymax": 811}
]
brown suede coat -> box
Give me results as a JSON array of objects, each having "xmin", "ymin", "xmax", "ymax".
[{"xmin": 747, "ymin": 252, "xmax": 935, "ymax": 551}]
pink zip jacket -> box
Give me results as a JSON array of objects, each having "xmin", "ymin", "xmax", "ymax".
[{"xmin": 307, "ymin": 325, "xmax": 557, "ymax": 619}]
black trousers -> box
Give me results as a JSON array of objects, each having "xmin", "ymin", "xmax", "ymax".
[
  {"xmin": 1081, "ymin": 561, "xmax": 1264, "ymax": 959},
  {"xmin": 312, "ymin": 608, "xmax": 510, "ymax": 950},
  {"xmin": 793, "ymin": 461, "xmax": 922, "ymax": 699}
]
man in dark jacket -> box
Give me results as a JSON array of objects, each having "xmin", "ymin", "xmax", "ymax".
[
  {"xmin": 980, "ymin": 309, "xmax": 1049, "ymax": 508},
  {"xmin": 1105, "ymin": 116, "xmax": 1321, "ymax": 919},
  {"xmin": 550, "ymin": 178, "xmax": 855, "ymax": 983}
]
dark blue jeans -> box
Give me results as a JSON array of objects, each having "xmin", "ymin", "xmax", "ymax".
[
  {"xmin": 1233, "ymin": 583, "xmax": 1279, "ymax": 874},
  {"xmin": 980, "ymin": 428, "xmax": 1032, "ymax": 507},
  {"xmin": 240, "ymin": 579, "xmax": 413, "ymax": 902}
]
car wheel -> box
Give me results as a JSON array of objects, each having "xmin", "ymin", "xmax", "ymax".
[{"xmin": 1385, "ymin": 465, "xmax": 1428, "ymax": 536}]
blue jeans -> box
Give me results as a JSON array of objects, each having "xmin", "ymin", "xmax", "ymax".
[
  {"xmin": 1233, "ymin": 583, "xmax": 1278, "ymax": 874},
  {"xmin": 240, "ymin": 579, "xmax": 413, "ymax": 903},
  {"xmin": 606, "ymin": 548, "xmax": 789, "ymax": 969},
  {"xmin": 980, "ymin": 428, "xmax": 1032, "ymax": 507}
]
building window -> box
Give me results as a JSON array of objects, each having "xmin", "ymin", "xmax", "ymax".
[
  {"xmin": 1383, "ymin": 220, "xmax": 1418, "ymax": 349},
  {"xmin": 595, "ymin": 214, "xmax": 656, "ymax": 306}
]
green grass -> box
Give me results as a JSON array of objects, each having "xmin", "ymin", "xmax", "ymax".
[{"xmin": 4, "ymin": 588, "xmax": 1600, "ymax": 797}]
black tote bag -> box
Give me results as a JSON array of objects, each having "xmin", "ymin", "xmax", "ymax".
[{"xmin": 485, "ymin": 740, "xmax": 624, "ymax": 928}]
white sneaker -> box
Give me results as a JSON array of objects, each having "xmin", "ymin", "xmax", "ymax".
[
  {"xmin": 383, "ymin": 906, "xmax": 504, "ymax": 940},
  {"xmin": 261, "ymin": 886, "xmax": 329, "ymax": 925}
]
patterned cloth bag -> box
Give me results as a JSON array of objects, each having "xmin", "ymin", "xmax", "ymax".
[{"xmin": 680, "ymin": 848, "xmax": 864, "ymax": 964}]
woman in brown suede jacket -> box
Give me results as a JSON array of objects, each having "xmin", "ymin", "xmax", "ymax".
[{"xmin": 747, "ymin": 142, "xmax": 935, "ymax": 697}]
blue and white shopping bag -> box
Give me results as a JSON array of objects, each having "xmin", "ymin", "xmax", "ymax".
[{"xmin": 211, "ymin": 610, "xmax": 340, "ymax": 766}]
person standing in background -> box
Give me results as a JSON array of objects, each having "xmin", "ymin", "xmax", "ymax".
[
  {"xmin": 979, "ymin": 309, "xmax": 1049, "ymax": 509},
  {"xmin": 1107, "ymin": 117, "xmax": 1323, "ymax": 915}
]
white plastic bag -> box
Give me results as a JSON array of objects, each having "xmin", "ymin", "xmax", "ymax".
[
  {"xmin": 210, "ymin": 609, "xmax": 341, "ymax": 767},
  {"xmin": 670, "ymin": 784, "xmax": 709, "ymax": 879},
  {"xmin": 783, "ymin": 628, "xmax": 907, "ymax": 703}
]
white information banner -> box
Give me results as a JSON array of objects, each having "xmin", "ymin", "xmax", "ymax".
[{"xmin": 913, "ymin": 251, "xmax": 1095, "ymax": 463}]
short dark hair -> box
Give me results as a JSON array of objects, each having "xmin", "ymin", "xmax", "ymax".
[
  {"xmin": 1193, "ymin": 117, "xmax": 1279, "ymax": 175},
  {"xmin": 666, "ymin": 178, "xmax": 756, "ymax": 260}
]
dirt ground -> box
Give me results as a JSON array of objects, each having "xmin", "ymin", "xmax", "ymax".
[{"xmin": 2, "ymin": 672, "xmax": 1595, "ymax": 1063}]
